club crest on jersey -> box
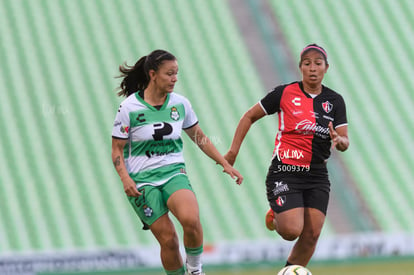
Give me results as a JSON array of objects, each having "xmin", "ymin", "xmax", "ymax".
[
  {"xmin": 322, "ymin": 101, "xmax": 333, "ymax": 113},
  {"xmin": 170, "ymin": 106, "xmax": 180, "ymax": 121},
  {"xmin": 276, "ymin": 196, "xmax": 286, "ymax": 207},
  {"xmin": 143, "ymin": 205, "xmax": 153, "ymax": 217}
]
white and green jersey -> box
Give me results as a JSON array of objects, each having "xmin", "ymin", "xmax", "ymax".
[{"xmin": 112, "ymin": 92, "xmax": 198, "ymax": 187}]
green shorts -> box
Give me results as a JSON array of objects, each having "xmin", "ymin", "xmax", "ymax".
[{"xmin": 127, "ymin": 174, "xmax": 193, "ymax": 229}]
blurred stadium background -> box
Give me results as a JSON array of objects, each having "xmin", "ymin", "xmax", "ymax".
[{"xmin": 0, "ymin": 0, "xmax": 413, "ymax": 274}]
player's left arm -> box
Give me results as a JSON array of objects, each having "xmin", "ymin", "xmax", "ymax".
[
  {"xmin": 328, "ymin": 122, "xmax": 349, "ymax": 152},
  {"xmin": 184, "ymin": 124, "xmax": 243, "ymax": 185}
]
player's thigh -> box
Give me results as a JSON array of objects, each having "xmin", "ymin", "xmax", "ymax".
[
  {"xmin": 168, "ymin": 189, "xmax": 200, "ymax": 224},
  {"xmin": 164, "ymin": 175, "xmax": 200, "ymax": 224},
  {"xmin": 274, "ymin": 207, "xmax": 304, "ymax": 236}
]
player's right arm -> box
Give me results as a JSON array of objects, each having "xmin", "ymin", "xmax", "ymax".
[
  {"xmin": 112, "ymin": 137, "xmax": 141, "ymax": 197},
  {"xmin": 225, "ymin": 86, "xmax": 283, "ymax": 166},
  {"xmin": 225, "ymin": 103, "xmax": 266, "ymax": 166}
]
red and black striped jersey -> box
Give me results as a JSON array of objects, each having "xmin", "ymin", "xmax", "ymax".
[{"xmin": 260, "ymin": 81, "xmax": 347, "ymax": 167}]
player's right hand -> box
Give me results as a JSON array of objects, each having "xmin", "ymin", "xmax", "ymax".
[{"xmin": 122, "ymin": 176, "xmax": 141, "ymax": 197}]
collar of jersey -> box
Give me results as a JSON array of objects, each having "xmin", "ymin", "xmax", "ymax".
[
  {"xmin": 135, "ymin": 92, "xmax": 170, "ymax": 111},
  {"xmin": 298, "ymin": 81, "xmax": 326, "ymax": 98}
]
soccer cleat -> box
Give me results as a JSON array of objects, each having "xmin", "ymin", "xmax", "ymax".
[
  {"xmin": 265, "ymin": 208, "xmax": 276, "ymax": 231},
  {"xmin": 185, "ymin": 271, "xmax": 205, "ymax": 275},
  {"xmin": 185, "ymin": 262, "xmax": 205, "ymax": 275}
]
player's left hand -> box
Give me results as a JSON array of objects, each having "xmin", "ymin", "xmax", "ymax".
[
  {"xmin": 222, "ymin": 162, "xmax": 243, "ymax": 185},
  {"xmin": 224, "ymin": 151, "xmax": 237, "ymax": 166},
  {"xmin": 328, "ymin": 122, "xmax": 339, "ymax": 148}
]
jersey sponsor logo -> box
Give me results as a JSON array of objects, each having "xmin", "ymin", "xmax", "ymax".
[
  {"xmin": 292, "ymin": 97, "xmax": 301, "ymax": 106},
  {"xmin": 145, "ymin": 147, "xmax": 176, "ymax": 158},
  {"xmin": 323, "ymin": 115, "xmax": 334, "ymax": 121},
  {"xmin": 145, "ymin": 123, "xmax": 177, "ymax": 158},
  {"xmin": 272, "ymin": 181, "xmax": 289, "ymax": 196},
  {"xmin": 152, "ymin": 122, "xmax": 173, "ymax": 141},
  {"xmin": 278, "ymin": 149, "xmax": 304, "ymax": 160},
  {"xmin": 276, "ymin": 196, "xmax": 286, "ymax": 207},
  {"xmin": 170, "ymin": 106, "xmax": 180, "ymax": 121},
  {"xmin": 295, "ymin": 119, "xmax": 329, "ymax": 137},
  {"xmin": 292, "ymin": 110, "xmax": 303, "ymax": 116},
  {"xmin": 322, "ymin": 101, "xmax": 333, "ymax": 113}
]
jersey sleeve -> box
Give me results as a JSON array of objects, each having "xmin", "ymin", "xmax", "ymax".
[
  {"xmin": 259, "ymin": 85, "xmax": 285, "ymax": 115},
  {"xmin": 334, "ymin": 94, "xmax": 348, "ymax": 128},
  {"xmin": 112, "ymin": 103, "xmax": 130, "ymax": 139},
  {"xmin": 182, "ymin": 98, "xmax": 198, "ymax": 129}
]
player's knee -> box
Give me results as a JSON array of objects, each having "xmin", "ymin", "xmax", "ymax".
[
  {"xmin": 181, "ymin": 217, "xmax": 201, "ymax": 236},
  {"xmin": 275, "ymin": 220, "xmax": 302, "ymax": 241},
  {"xmin": 160, "ymin": 231, "xmax": 180, "ymax": 251},
  {"xmin": 154, "ymin": 224, "xmax": 180, "ymax": 251},
  {"xmin": 280, "ymin": 232, "xmax": 300, "ymax": 241},
  {"xmin": 277, "ymin": 227, "xmax": 301, "ymax": 241}
]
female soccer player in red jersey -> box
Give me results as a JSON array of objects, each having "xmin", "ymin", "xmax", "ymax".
[{"xmin": 225, "ymin": 44, "xmax": 349, "ymax": 267}]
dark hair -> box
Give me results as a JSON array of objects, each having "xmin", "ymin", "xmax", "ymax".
[
  {"xmin": 116, "ymin": 49, "xmax": 176, "ymax": 97},
  {"xmin": 299, "ymin": 43, "xmax": 328, "ymax": 66}
]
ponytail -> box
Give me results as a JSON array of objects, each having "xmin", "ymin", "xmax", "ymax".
[
  {"xmin": 117, "ymin": 56, "xmax": 147, "ymax": 97},
  {"xmin": 116, "ymin": 50, "xmax": 176, "ymax": 97}
]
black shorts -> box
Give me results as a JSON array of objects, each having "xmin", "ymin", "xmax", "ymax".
[{"xmin": 266, "ymin": 162, "xmax": 330, "ymax": 215}]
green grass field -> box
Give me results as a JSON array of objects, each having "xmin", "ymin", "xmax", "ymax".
[{"xmin": 40, "ymin": 257, "xmax": 414, "ymax": 275}]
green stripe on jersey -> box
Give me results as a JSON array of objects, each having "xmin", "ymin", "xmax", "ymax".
[
  {"xmin": 131, "ymin": 162, "xmax": 186, "ymax": 183},
  {"xmin": 131, "ymin": 138, "xmax": 183, "ymax": 157},
  {"xmin": 129, "ymin": 103, "xmax": 186, "ymax": 127}
]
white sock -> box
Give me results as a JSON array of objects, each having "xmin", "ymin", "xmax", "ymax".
[{"xmin": 186, "ymin": 254, "xmax": 202, "ymax": 274}]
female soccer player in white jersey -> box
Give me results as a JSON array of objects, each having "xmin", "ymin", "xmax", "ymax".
[{"xmin": 112, "ymin": 50, "xmax": 243, "ymax": 275}]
